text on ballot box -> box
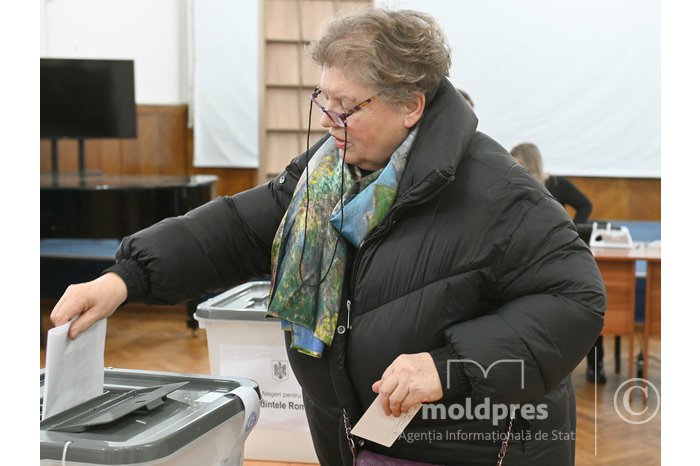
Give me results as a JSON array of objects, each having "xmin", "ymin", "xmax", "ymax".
[{"xmin": 195, "ymin": 281, "xmax": 318, "ymax": 463}]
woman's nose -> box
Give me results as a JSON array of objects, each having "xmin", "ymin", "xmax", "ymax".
[{"xmin": 319, "ymin": 110, "xmax": 338, "ymax": 129}]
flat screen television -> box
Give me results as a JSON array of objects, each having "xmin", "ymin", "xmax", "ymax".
[{"xmin": 41, "ymin": 58, "xmax": 137, "ymax": 140}]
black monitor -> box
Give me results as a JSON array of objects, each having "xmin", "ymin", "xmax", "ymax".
[
  {"xmin": 41, "ymin": 58, "xmax": 137, "ymax": 177},
  {"xmin": 41, "ymin": 58, "xmax": 137, "ymax": 139}
]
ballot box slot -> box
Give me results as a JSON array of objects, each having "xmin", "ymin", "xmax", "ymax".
[{"xmin": 41, "ymin": 381, "xmax": 189, "ymax": 433}]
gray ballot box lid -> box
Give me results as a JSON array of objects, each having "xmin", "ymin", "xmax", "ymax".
[
  {"xmin": 196, "ymin": 280, "xmax": 275, "ymax": 322},
  {"xmin": 40, "ymin": 368, "xmax": 260, "ymax": 464}
]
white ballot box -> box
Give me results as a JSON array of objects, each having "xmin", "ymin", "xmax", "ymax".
[
  {"xmin": 195, "ymin": 281, "xmax": 318, "ymax": 463},
  {"xmin": 40, "ymin": 368, "xmax": 260, "ymax": 466}
]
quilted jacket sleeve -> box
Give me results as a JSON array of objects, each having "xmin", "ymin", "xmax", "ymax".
[
  {"xmin": 104, "ymin": 137, "xmax": 327, "ymax": 304},
  {"xmin": 432, "ymin": 196, "xmax": 606, "ymax": 404}
]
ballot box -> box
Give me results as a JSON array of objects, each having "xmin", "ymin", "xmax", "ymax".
[
  {"xmin": 40, "ymin": 368, "xmax": 260, "ymax": 466},
  {"xmin": 195, "ymin": 281, "xmax": 318, "ymax": 463}
]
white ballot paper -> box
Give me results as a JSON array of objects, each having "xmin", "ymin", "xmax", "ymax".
[
  {"xmin": 42, "ymin": 318, "xmax": 107, "ymax": 420},
  {"xmin": 350, "ymin": 396, "xmax": 422, "ymax": 447}
]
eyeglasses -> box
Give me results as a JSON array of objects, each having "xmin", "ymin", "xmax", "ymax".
[{"xmin": 310, "ymin": 86, "xmax": 377, "ymax": 127}]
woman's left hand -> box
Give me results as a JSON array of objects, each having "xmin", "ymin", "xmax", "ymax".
[{"xmin": 371, "ymin": 352, "xmax": 443, "ymax": 417}]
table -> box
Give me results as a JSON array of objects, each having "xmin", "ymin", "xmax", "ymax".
[{"xmin": 591, "ymin": 243, "xmax": 661, "ymax": 381}]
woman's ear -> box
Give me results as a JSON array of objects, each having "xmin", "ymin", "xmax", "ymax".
[{"xmin": 403, "ymin": 93, "xmax": 426, "ymax": 128}]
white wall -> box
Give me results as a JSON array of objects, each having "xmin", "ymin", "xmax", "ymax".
[
  {"xmin": 192, "ymin": 0, "xmax": 259, "ymax": 167},
  {"xmin": 40, "ymin": 0, "xmax": 188, "ymax": 104},
  {"xmin": 377, "ymin": 0, "xmax": 661, "ymax": 178},
  {"xmin": 40, "ymin": 0, "xmax": 661, "ymax": 174}
]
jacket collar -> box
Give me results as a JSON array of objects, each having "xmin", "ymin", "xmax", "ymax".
[{"xmin": 398, "ymin": 78, "xmax": 478, "ymax": 196}]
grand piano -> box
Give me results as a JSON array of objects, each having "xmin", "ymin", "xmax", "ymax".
[
  {"xmin": 41, "ymin": 173, "xmax": 218, "ymax": 239},
  {"xmin": 40, "ymin": 173, "xmax": 218, "ymax": 306}
]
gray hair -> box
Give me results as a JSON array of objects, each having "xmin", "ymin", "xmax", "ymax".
[{"xmin": 308, "ymin": 8, "xmax": 451, "ymax": 104}]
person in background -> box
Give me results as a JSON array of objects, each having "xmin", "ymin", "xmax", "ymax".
[
  {"xmin": 457, "ymin": 88, "xmax": 474, "ymax": 108},
  {"xmin": 51, "ymin": 9, "xmax": 605, "ymax": 464},
  {"xmin": 511, "ymin": 142, "xmax": 605, "ymax": 384},
  {"xmin": 510, "ymin": 143, "xmax": 592, "ymax": 223}
]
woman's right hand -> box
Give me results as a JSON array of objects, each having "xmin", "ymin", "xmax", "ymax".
[{"xmin": 50, "ymin": 272, "xmax": 128, "ymax": 339}]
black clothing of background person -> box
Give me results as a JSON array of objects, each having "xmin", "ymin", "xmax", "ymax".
[{"xmin": 545, "ymin": 175, "xmax": 593, "ymax": 224}]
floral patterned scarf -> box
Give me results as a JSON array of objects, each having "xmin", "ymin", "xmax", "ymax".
[{"xmin": 267, "ymin": 127, "xmax": 418, "ymax": 357}]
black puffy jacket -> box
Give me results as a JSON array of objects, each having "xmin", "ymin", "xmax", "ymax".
[{"xmin": 108, "ymin": 79, "xmax": 605, "ymax": 465}]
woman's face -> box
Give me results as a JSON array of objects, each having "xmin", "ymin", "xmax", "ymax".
[{"xmin": 317, "ymin": 66, "xmax": 424, "ymax": 172}]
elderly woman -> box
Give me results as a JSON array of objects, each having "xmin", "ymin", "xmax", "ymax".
[{"xmin": 51, "ymin": 8, "xmax": 605, "ymax": 465}]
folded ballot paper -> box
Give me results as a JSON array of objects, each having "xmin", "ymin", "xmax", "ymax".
[
  {"xmin": 41, "ymin": 318, "xmax": 107, "ymax": 420},
  {"xmin": 351, "ymin": 396, "xmax": 422, "ymax": 447}
]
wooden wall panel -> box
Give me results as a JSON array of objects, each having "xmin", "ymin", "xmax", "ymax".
[
  {"xmin": 265, "ymin": 130, "xmax": 329, "ymax": 176},
  {"xmin": 568, "ymin": 176, "xmax": 660, "ymax": 221},
  {"xmin": 39, "ymin": 137, "xmax": 132, "ymax": 175},
  {"xmin": 123, "ymin": 111, "xmax": 158, "ymax": 174},
  {"xmin": 153, "ymin": 106, "xmax": 189, "ymax": 175},
  {"xmin": 300, "ymin": 1, "xmax": 337, "ymax": 40},
  {"xmin": 627, "ymin": 179, "xmax": 661, "ymax": 221},
  {"xmin": 265, "ymin": 0, "xmax": 302, "ymax": 41},
  {"xmin": 88, "ymin": 140, "xmax": 123, "ymax": 174},
  {"xmin": 40, "ymin": 105, "xmax": 259, "ymax": 199},
  {"xmin": 40, "ymin": 105, "xmax": 189, "ymax": 177},
  {"xmin": 267, "ymin": 132, "xmax": 302, "ymax": 174},
  {"xmin": 263, "ymin": 30, "xmax": 319, "ymax": 88},
  {"xmin": 265, "ymin": 88, "xmax": 303, "ymax": 130},
  {"xmin": 261, "ymin": 0, "xmax": 374, "ymax": 180},
  {"xmin": 263, "ymin": 88, "xmax": 325, "ymax": 133},
  {"xmin": 266, "ymin": 43, "xmax": 303, "ymax": 86}
]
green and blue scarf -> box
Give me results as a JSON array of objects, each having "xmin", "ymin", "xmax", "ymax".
[{"xmin": 267, "ymin": 127, "xmax": 418, "ymax": 357}]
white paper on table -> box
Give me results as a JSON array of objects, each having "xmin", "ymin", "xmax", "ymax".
[
  {"xmin": 350, "ymin": 396, "xmax": 422, "ymax": 447},
  {"xmin": 41, "ymin": 318, "xmax": 107, "ymax": 420}
]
